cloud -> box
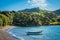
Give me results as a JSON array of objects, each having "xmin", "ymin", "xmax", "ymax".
[{"xmin": 28, "ymin": 0, "xmax": 48, "ymax": 8}]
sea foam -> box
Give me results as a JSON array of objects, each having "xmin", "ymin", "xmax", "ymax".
[{"xmin": 7, "ymin": 27, "xmax": 25, "ymax": 40}]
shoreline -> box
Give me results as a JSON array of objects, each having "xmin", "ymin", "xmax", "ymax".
[
  {"xmin": 0, "ymin": 26, "xmax": 15, "ymax": 40},
  {"xmin": 0, "ymin": 26, "xmax": 16, "ymax": 31},
  {"xmin": 6, "ymin": 26, "xmax": 25, "ymax": 40},
  {"xmin": 0, "ymin": 25, "xmax": 60, "ymax": 40}
]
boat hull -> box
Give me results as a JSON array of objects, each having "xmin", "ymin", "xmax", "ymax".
[{"xmin": 27, "ymin": 31, "xmax": 42, "ymax": 35}]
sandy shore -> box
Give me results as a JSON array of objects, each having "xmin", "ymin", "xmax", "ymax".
[{"xmin": 0, "ymin": 26, "xmax": 15, "ymax": 40}]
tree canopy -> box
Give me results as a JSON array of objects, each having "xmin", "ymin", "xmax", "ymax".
[{"xmin": 0, "ymin": 8, "xmax": 60, "ymax": 27}]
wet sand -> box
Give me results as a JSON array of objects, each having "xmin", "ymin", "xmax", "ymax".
[{"xmin": 0, "ymin": 26, "xmax": 15, "ymax": 40}]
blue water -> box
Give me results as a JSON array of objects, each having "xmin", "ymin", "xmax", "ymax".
[{"xmin": 8, "ymin": 25, "xmax": 60, "ymax": 40}]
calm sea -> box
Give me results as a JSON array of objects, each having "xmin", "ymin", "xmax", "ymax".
[{"xmin": 8, "ymin": 25, "xmax": 60, "ymax": 40}]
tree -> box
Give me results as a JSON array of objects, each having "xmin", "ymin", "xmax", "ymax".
[
  {"xmin": 57, "ymin": 16, "xmax": 60, "ymax": 22},
  {"xmin": 0, "ymin": 14, "xmax": 9, "ymax": 26},
  {"xmin": 0, "ymin": 18, "xmax": 3, "ymax": 27},
  {"xmin": 1, "ymin": 11, "xmax": 14, "ymax": 25}
]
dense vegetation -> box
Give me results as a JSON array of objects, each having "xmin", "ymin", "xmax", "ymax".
[{"xmin": 0, "ymin": 8, "xmax": 60, "ymax": 27}]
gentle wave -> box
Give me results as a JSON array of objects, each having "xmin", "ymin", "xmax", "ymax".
[{"xmin": 7, "ymin": 28, "xmax": 25, "ymax": 40}]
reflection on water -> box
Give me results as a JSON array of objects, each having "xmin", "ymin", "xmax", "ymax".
[{"xmin": 8, "ymin": 25, "xmax": 60, "ymax": 40}]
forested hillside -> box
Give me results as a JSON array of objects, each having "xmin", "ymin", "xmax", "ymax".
[{"xmin": 0, "ymin": 8, "xmax": 60, "ymax": 27}]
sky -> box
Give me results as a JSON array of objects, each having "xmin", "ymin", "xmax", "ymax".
[{"xmin": 0, "ymin": 0, "xmax": 60, "ymax": 11}]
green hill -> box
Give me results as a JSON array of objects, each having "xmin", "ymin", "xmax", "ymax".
[{"xmin": 0, "ymin": 8, "xmax": 60, "ymax": 27}]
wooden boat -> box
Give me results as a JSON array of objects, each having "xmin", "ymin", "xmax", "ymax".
[{"xmin": 27, "ymin": 31, "xmax": 42, "ymax": 35}]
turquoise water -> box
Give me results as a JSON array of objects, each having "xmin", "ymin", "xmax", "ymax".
[{"xmin": 8, "ymin": 25, "xmax": 60, "ymax": 40}]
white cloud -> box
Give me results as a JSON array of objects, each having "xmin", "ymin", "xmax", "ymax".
[{"xmin": 28, "ymin": 0, "xmax": 48, "ymax": 8}]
